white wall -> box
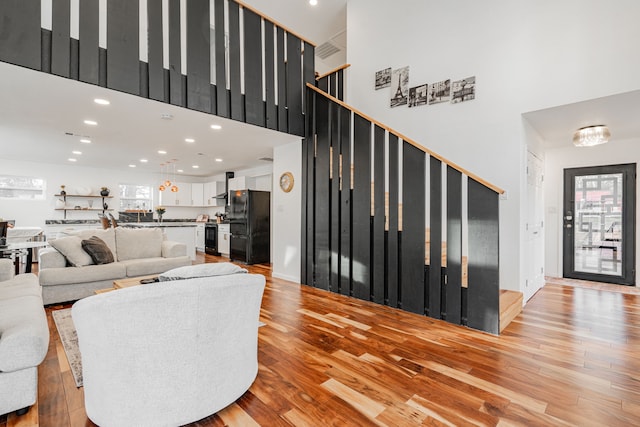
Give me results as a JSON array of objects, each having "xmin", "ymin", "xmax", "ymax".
[
  {"xmin": 271, "ymin": 140, "xmax": 302, "ymax": 282},
  {"xmin": 544, "ymin": 137, "xmax": 640, "ymax": 279},
  {"xmin": 346, "ymin": 0, "xmax": 640, "ymax": 292}
]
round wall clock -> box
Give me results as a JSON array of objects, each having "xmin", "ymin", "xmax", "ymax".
[{"xmin": 279, "ymin": 172, "xmax": 294, "ymax": 193}]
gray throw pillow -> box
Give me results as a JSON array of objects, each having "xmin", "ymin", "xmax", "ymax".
[
  {"xmin": 49, "ymin": 236, "xmax": 94, "ymax": 267},
  {"xmin": 82, "ymin": 236, "xmax": 115, "ymax": 265},
  {"xmin": 158, "ymin": 262, "xmax": 248, "ymax": 281}
]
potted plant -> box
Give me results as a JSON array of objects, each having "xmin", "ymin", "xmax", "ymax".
[
  {"xmin": 155, "ymin": 206, "xmax": 166, "ymax": 223},
  {"xmin": 100, "ymin": 187, "xmax": 110, "ymax": 196}
]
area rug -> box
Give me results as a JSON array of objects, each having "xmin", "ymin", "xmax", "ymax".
[
  {"xmin": 51, "ymin": 308, "xmax": 83, "ymax": 387},
  {"xmin": 52, "ymin": 308, "xmax": 267, "ymax": 389}
]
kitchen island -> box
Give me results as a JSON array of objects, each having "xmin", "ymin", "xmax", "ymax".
[{"xmin": 120, "ymin": 223, "xmax": 197, "ymax": 260}]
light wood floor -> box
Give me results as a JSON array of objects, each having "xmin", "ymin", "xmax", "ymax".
[{"xmin": 2, "ymin": 255, "xmax": 640, "ymax": 426}]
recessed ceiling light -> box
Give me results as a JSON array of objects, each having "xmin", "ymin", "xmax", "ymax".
[
  {"xmin": 215, "ymin": 158, "xmax": 223, "ymax": 162},
  {"xmin": 72, "ymin": 150, "xmax": 82, "ymax": 155},
  {"xmin": 84, "ymin": 120, "xmax": 98, "ymax": 126},
  {"xmin": 94, "ymin": 98, "xmax": 110, "ymax": 105},
  {"xmin": 68, "ymin": 158, "xmax": 77, "ymax": 162},
  {"xmin": 158, "ymin": 150, "xmax": 167, "ymax": 154},
  {"xmin": 185, "ymin": 138, "xmax": 195, "ymax": 143},
  {"xmin": 210, "ymin": 124, "xmax": 222, "ymax": 130},
  {"xmin": 177, "ymin": 169, "xmax": 184, "ymax": 173},
  {"xmin": 80, "ymin": 138, "xmax": 91, "ymax": 143},
  {"xmin": 140, "ymin": 159, "xmax": 148, "ymax": 163},
  {"xmin": 129, "ymin": 164, "xmax": 136, "ymax": 168},
  {"xmin": 309, "ymin": 0, "xmax": 318, "ymax": 5},
  {"xmin": 192, "ymin": 165, "xmax": 199, "ymax": 169}
]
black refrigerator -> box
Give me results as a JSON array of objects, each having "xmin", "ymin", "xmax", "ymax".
[{"xmin": 229, "ymin": 190, "xmax": 270, "ymax": 264}]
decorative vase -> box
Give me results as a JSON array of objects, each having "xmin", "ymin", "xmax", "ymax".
[
  {"xmin": 100, "ymin": 189, "xmax": 110, "ymax": 196},
  {"xmin": 60, "ymin": 185, "xmax": 66, "ymax": 196},
  {"xmin": 158, "ymin": 214, "xmax": 163, "ymax": 223}
]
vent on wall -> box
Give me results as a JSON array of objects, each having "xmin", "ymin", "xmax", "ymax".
[{"xmin": 316, "ymin": 41, "xmax": 341, "ymax": 60}]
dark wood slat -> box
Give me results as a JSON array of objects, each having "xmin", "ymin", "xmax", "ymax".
[
  {"xmin": 186, "ymin": 0, "xmax": 211, "ymax": 113},
  {"xmin": 243, "ymin": 8, "xmax": 264, "ymax": 126},
  {"xmin": 339, "ymin": 106, "xmax": 352, "ymax": 296},
  {"xmin": 317, "ymin": 76, "xmax": 329, "ymax": 93},
  {"xmin": 314, "ymin": 95, "xmax": 331, "ymax": 291},
  {"xmin": 352, "ymin": 114, "xmax": 371, "ymax": 301},
  {"xmin": 387, "ymin": 134, "xmax": 399, "ymax": 307},
  {"xmin": 228, "ymin": 1, "xmax": 243, "ymax": 121},
  {"xmin": 99, "ymin": 47, "xmax": 107, "ymax": 87},
  {"xmin": 372, "ymin": 125, "xmax": 385, "ymax": 304},
  {"xmin": 147, "ymin": 0, "xmax": 164, "ymax": 102},
  {"xmin": 70, "ymin": 38, "xmax": 79, "ymax": 80},
  {"xmin": 302, "ymin": 41, "xmax": 315, "ymax": 114},
  {"xmin": 304, "ymin": 93, "xmax": 315, "ymax": 286},
  {"xmin": 276, "ymin": 28, "xmax": 287, "ymax": 132},
  {"xmin": 328, "ymin": 75, "xmax": 337, "ymax": 97},
  {"xmin": 286, "ymin": 33, "xmax": 303, "ymax": 136},
  {"xmin": 51, "ymin": 0, "xmax": 70, "ymax": 77},
  {"xmin": 330, "ymin": 101, "xmax": 341, "ymax": 292},
  {"xmin": 168, "ymin": 0, "xmax": 183, "ymax": 106},
  {"xmin": 301, "ymin": 90, "xmax": 312, "ymax": 285},
  {"xmin": 214, "ymin": 0, "xmax": 228, "ymax": 117},
  {"xmin": 139, "ymin": 60, "xmax": 149, "ymax": 97},
  {"xmin": 79, "ymin": 0, "xmax": 99, "ymax": 84},
  {"xmin": 264, "ymin": 21, "xmax": 277, "ymax": 130},
  {"xmin": 401, "ymin": 143, "xmax": 426, "ymax": 315},
  {"xmin": 337, "ymin": 69, "xmax": 344, "ymax": 101},
  {"xmin": 467, "ymin": 178, "xmax": 500, "ymax": 334},
  {"xmin": 429, "ymin": 156, "xmax": 443, "ymax": 318},
  {"xmin": 0, "ymin": 0, "xmax": 41, "ymax": 70},
  {"xmin": 41, "ymin": 29, "xmax": 51, "ymax": 73},
  {"xmin": 446, "ymin": 166, "xmax": 462, "ymax": 324},
  {"xmin": 107, "ymin": 0, "xmax": 140, "ymax": 95}
]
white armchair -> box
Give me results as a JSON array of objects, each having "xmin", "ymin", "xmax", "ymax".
[{"xmin": 72, "ymin": 272, "xmax": 266, "ymax": 427}]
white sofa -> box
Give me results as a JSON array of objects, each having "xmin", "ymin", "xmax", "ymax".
[
  {"xmin": 0, "ymin": 259, "xmax": 49, "ymax": 417},
  {"xmin": 72, "ymin": 271, "xmax": 266, "ymax": 427},
  {"xmin": 38, "ymin": 227, "xmax": 191, "ymax": 304}
]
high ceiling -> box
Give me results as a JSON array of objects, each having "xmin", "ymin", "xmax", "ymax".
[{"xmin": 0, "ymin": 0, "xmax": 347, "ymax": 178}]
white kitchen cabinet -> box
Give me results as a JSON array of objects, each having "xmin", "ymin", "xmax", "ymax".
[
  {"xmin": 228, "ymin": 176, "xmax": 255, "ymax": 191},
  {"xmin": 217, "ymin": 223, "xmax": 230, "ymax": 256},
  {"xmin": 159, "ymin": 182, "xmax": 192, "ymax": 206},
  {"xmin": 195, "ymin": 223, "xmax": 205, "ymax": 251},
  {"xmin": 191, "ymin": 183, "xmax": 204, "ymax": 206},
  {"xmin": 203, "ymin": 181, "xmax": 224, "ymax": 206}
]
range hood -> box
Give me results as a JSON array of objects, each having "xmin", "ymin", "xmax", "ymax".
[{"xmin": 214, "ymin": 171, "xmax": 234, "ymax": 199}]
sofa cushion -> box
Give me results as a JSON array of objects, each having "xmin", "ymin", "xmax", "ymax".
[
  {"xmin": 49, "ymin": 236, "xmax": 94, "ymax": 267},
  {"xmin": 70, "ymin": 228, "xmax": 117, "ymax": 258},
  {"xmin": 82, "ymin": 236, "xmax": 115, "ymax": 265},
  {"xmin": 159, "ymin": 263, "xmax": 247, "ymax": 281},
  {"xmin": 0, "ymin": 273, "xmax": 41, "ymax": 300},
  {"xmin": 39, "ymin": 263, "xmax": 127, "ymax": 287},
  {"xmin": 116, "ymin": 228, "xmax": 163, "ymax": 261},
  {"xmin": 121, "ymin": 256, "xmax": 192, "ymax": 278}
]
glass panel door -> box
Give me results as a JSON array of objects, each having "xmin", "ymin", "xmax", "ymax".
[{"xmin": 563, "ymin": 164, "xmax": 635, "ymax": 285}]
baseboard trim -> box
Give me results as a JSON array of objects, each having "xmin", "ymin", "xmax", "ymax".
[{"xmin": 272, "ymin": 272, "xmax": 300, "ymax": 283}]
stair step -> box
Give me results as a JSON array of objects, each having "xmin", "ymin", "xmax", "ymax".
[{"xmin": 499, "ymin": 290, "xmax": 523, "ymax": 332}]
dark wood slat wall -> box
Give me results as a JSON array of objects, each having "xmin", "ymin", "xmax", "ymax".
[
  {"xmin": 107, "ymin": 0, "xmax": 140, "ymax": 95},
  {"xmin": 79, "ymin": 0, "xmax": 99, "ymax": 85},
  {"xmin": 0, "ymin": 0, "xmax": 41, "ymax": 70},
  {"xmin": 372, "ymin": 125, "xmax": 386, "ymax": 304},
  {"xmin": 387, "ymin": 135, "xmax": 400, "ymax": 307},
  {"xmin": 401, "ymin": 144, "xmax": 426, "ymax": 315},
  {"xmin": 314, "ymin": 95, "xmax": 331, "ymax": 291},
  {"xmin": 286, "ymin": 33, "xmax": 304, "ymax": 136},
  {"xmin": 337, "ymin": 70, "xmax": 344, "ymax": 100},
  {"xmin": 147, "ymin": 0, "xmax": 165, "ymax": 102},
  {"xmin": 429, "ymin": 157, "xmax": 443, "ymax": 318},
  {"xmin": 303, "ymin": 42, "xmax": 315, "ymax": 110},
  {"xmin": 317, "ymin": 76, "xmax": 329, "ymax": 93},
  {"xmin": 339, "ymin": 106, "xmax": 352, "ymax": 296},
  {"xmin": 276, "ymin": 28, "xmax": 287, "ymax": 132},
  {"xmin": 51, "ymin": 0, "xmax": 70, "ymax": 77},
  {"xmin": 243, "ymin": 9, "xmax": 263, "ymax": 126},
  {"xmin": 468, "ymin": 179, "xmax": 500, "ymax": 334},
  {"xmin": 330, "ymin": 102, "xmax": 341, "ymax": 292},
  {"xmin": 186, "ymin": 0, "xmax": 211, "ymax": 113},
  {"xmin": 168, "ymin": 0, "xmax": 182, "ymax": 106},
  {"xmin": 264, "ymin": 21, "xmax": 277, "ymax": 130},
  {"xmin": 213, "ymin": 0, "xmax": 228, "ymax": 118},
  {"xmin": 302, "ymin": 89, "xmax": 501, "ymax": 334},
  {"xmin": 446, "ymin": 166, "xmax": 462, "ymax": 324},
  {"xmin": 227, "ymin": 1, "xmax": 243, "ymax": 121}
]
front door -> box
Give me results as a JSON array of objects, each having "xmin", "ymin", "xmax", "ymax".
[{"xmin": 563, "ymin": 164, "xmax": 636, "ymax": 285}]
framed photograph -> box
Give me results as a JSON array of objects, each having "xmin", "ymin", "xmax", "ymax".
[
  {"xmin": 390, "ymin": 66, "xmax": 409, "ymax": 108},
  {"xmin": 409, "ymin": 84, "xmax": 428, "ymax": 107},
  {"xmin": 451, "ymin": 76, "xmax": 476, "ymax": 103},
  {"xmin": 428, "ymin": 79, "xmax": 451, "ymax": 104},
  {"xmin": 375, "ymin": 68, "xmax": 392, "ymax": 90}
]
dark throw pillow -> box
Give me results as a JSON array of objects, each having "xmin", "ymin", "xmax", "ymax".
[{"xmin": 81, "ymin": 236, "xmax": 115, "ymax": 265}]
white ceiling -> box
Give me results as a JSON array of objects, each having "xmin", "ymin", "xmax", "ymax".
[
  {"xmin": 0, "ymin": 1, "xmax": 347, "ymax": 178},
  {"xmin": 523, "ymin": 90, "xmax": 640, "ymax": 148}
]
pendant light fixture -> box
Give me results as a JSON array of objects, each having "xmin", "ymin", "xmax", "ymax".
[
  {"xmin": 573, "ymin": 125, "xmax": 611, "ymax": 147},
  {"xmin": 170, "ymin": 163, "xmax": 179, "ymax": 192}
]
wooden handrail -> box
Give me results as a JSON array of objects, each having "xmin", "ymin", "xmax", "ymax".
[
  {"xmin": 307, "ymin": 83, "xmax": 505, "ymax": 195},
  {"xmin": 235, "ymin": 0, "xmax": 317, "ymax": 47},
  {"xmin": 316, "ymin": 64, "xmax": 351, "ymax": 80}
]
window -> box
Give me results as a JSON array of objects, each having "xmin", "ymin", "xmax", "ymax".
[
  {"xmin": 119, "ymin": 184, "xmax": 153, "ymax": 211},
  {"xmin": 0, "ymin": 175, "xmax": 46, "ymax": 200}
]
